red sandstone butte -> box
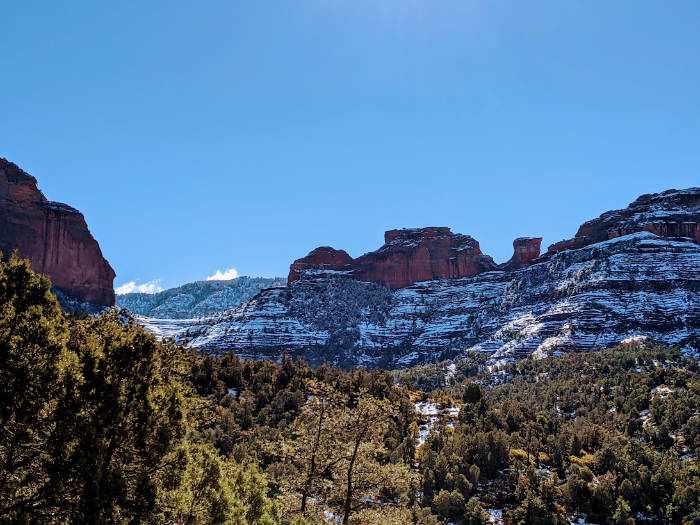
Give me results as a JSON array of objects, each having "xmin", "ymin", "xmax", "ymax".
[
  {"xmin": 353, "ymin": 227, "xmax": 497, "ymax": 289},
  {"xmin": 0, "ymin": 158, "xmax": 116, "ymax": 306},
  {"xmin": 289, "ymin": 227, "xmax": 497, "ymax": 289}
]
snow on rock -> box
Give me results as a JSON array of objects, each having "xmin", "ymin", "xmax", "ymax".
[
  {"xmin": 118, "ymin": 277, "xmax": 286, "ymax": 319},
  {"xmin": 486, "ymin": 508, "xmax": 504, "ymax": 524},
  {"xmin": 415, "ymin": 401, "xmax": 460, "ymax": 447},
  {"xmin": 140, "ymin": 232, "xmax": 700, "ymax": 367}
]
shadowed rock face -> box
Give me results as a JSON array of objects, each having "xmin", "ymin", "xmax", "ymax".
[
  {"xmin": 143, "ymin": 187, "xmax": 700, "ymax": 368},
  {"xmin": 288, "ymin": 227, "xmax": 497, "ymax": 289},
  {"xmin": 547, "ymin": 187, "xmax": 700, "ymax": 255},
  {"xmin": 501, "ymin": 237, "xmax": 543, "ymax": 270},
  {"xmin": 0, "ymin": 158, "xmax": 115, "ymax": 307}
]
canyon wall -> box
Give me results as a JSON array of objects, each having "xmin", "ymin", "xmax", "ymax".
[
  {"xmin": 289, "ymin": 227, "xmax": 498, "ymax": 288},
  {"xmin": 0, "ymin": 158, "xmax": 115, "ymax": 307}
]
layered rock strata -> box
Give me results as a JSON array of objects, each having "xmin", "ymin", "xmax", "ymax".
[{"xmin": 0, "ymin": 158, "xmax": 115, "ymax": 306}]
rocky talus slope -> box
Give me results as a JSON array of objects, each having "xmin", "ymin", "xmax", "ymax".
[
  {"xmin": 141, "ymin": 188, "xmax": 700, "ymax": 367},
  {"xmin": 0, "ymin": 158, "xmax": 115, "ymax": 307}
]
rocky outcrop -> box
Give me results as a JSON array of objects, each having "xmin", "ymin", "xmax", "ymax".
[
  {"xmin": 0, "ymin": 158, "xmax": 115, "ymax": 307},
  {"xmin": 288, "ymin": 247, "xmax": 353, "ymax": 284},
  {"xmin": 288, "ymin": 227, "xmax": 497, "ymax": 289},
  {"xmin": 142, "ymin": 187, "xmax": 700, "ymax": 368},
  {"xmin": 144, "ymin": 231, "xmax": 700, "ymax": 368},
  {"xmin": 547, "ymin": 187, "xmax": 700, "ymax": 255},
  {"xmin": 501, "ymin": 237, "xmax": 542, "ymax": 270},
  {"xmin": 354, "ymin": 227, "xmax": 497, "ymax": 288}
]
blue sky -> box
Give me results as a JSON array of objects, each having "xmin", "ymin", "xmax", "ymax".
[{"xmin": 2, "ymin": 1, "xmax": 699, "ymax": 291}]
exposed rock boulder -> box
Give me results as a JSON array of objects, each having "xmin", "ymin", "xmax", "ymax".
[
  {"xmin": 547, "ymin": 187, "xmax": 700, "ymax": 255},
  {"xmin": 0, "ymin": 158, "xmax": 115, "ymax": 307}
]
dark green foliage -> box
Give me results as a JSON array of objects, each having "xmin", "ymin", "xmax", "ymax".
[
  {"xmin": 0, "ymin": 256, "xmax": 279, "ymax": 524},
  {"xmin": 462, "ymin": 382, "xmax": 483, "ymax": 404},
  {"xmin": 0, "ymin": 255, "xmax": 72, "ymax": 520},
  {"xmin": 1, "ymin": 255, "xmax": 698, "ymax": 523},
  {"xmin": 57, "ymin": 313, "xmax": 190, "ymax": 521},
  {"xmin": 418, "ymin": 346, "xmax": 699, "ymax": 523}
]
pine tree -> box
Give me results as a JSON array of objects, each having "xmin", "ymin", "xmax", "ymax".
[{"xmin": 0, "ymin": 255, "xmax": 76, "ymax": 520}]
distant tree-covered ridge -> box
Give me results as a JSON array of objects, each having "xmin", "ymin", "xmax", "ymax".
[{"xmin": 117, "ymin": 276, "xmax": 286, "ymax": 318}]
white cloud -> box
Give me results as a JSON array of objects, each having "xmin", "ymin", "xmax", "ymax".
[
  {"xmin": 115, "ymin": 279, "xmax": 164, "ymax": 295},
  {"xmin": 206, "ymin": 267, "xmax": 239, "ymax": 281}
]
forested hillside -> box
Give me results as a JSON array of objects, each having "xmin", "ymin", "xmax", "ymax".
[
  {"xmin": 117, "ymin": 276, "xmax": 286, "ymax": 319},
  {"xmin": 2, "ymin": 256, "xmax": 697, "ymax": 524}
]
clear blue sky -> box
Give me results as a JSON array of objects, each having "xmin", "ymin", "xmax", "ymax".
[{"xmin": 3, "ymin": 1, "xmax": 699, "ymax": 291}]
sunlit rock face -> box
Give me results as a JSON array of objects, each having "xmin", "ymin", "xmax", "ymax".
[
  {"xmin": 353, "ymin": 227, "xmax": 497, "ymax": 289},
  {"xmin": 547, "ymin": 187, "xmax": 700, "ymax": 255},
  {"xmin": 289, "ymin": 227, "xmax": 497, "ymax": 289},
  {"xmin": 141, "ymin": 188, "xmax": 700, "ymax": 368},
  {"xmin": 143, "ymin": 231, "xmax": 700, "ymax": 367},
  {"xmin": 500, "ymin": 237, "xmax": 543, "ymax": 270},
  {"xmin": 0, "ymin": 158, "xmax": 115, "ymax": 307}
]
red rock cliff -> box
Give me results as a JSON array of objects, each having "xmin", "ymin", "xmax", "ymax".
[
  {"xmin": 353, "ymin": 227, "xmax": 496, "ymax": 288},
  {"xmin": 288, "ymin": 227, "xmax": 497, "ymax": 289},
  {"xmin": 0, "ymin": 158, "xmax": 116, "ymax": 306},
  {"xmin": 547, "ymin": 188, "xmax": 700, "ymax": 255}
]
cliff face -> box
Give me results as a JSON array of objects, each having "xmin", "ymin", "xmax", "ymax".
[
  {"xmin": 0, "ymin": 158, "xmax": 115, "ymax": 307},
  {"xmin": 142, "ymin": 187, "xmax": 700, "ymax": 368},
  {"xmin": 289, "ymin": 227, "xmax": 497, "ymax": 289},
  {"xmin": 353, "ymin": 227, "xmax": 497, "ymax": 288},
  {"xmin": 145, "ymin": 231, "xmax": 700, "ymax": 368},
  {"xmin": 547, "ymin": 188, "xmax": 700, "ymax": 255}
]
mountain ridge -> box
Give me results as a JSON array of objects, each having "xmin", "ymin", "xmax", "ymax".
[
  {"xmin": 139, "ymin": 187, "xmax": 700, "ymax": 368},
  {"xmin": 117, "ymin": 276, "xmax": 286, "ymax": 319}
]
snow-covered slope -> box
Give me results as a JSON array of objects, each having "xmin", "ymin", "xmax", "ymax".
[
  {"xmin": 117, "ymin": 276, "xmax": 286, "ymax": 319},
  {"xmin": 140, "ymin": 232, "xmax": 700, "ymax": 368}
]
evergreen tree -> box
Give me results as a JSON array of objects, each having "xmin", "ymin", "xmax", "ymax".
[{"xmin": 0, "ymin": 255, "xmax": 76, "ymax": 520}]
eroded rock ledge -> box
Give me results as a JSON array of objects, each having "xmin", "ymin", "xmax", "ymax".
[{"xmin": 290, "ymin": 188, "xmax": 700, "ymax": 290}]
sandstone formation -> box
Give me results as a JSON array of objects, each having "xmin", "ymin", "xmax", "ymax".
[
  {"xmin": 147, "ymin": 231, "xmax": 700, "ymax": 368},
  {"xmin": 288, "ymin": 227, "xmax": 497, "ymax": 289},
  {"xmin": 501, "ymin": 237, "xmax": 542, "ymax": 270},
  {"xmin": 288, "ymin": 247, "xmax": 353, "ymax": 284},
  {"xmin": 143, "ymin": 187, "xmax": 700, "ymax": 368},
  {"xmin": 354, "ymin": 227, "xmax": 497, "ymax": 288},
  {"xmin": 547, "ymin": 188, "xmax": 700, "ymax": 255},
  {"xmin": 0, "ymin": 158, "xmax": 115, "ymax": 307}
]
